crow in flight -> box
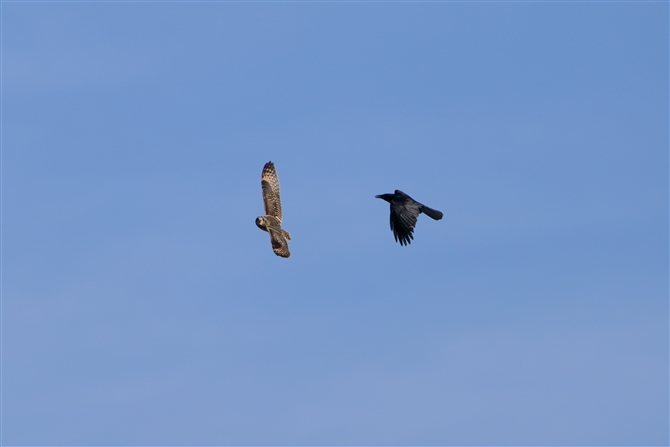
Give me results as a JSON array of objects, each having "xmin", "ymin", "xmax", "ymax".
[
  {"xmin": 376, "ymin": 190, "xmax": 443, "ymax": 245},
  {"xmin": 256, "ymin": 161, "xmax": 291, "ymax": 258}
]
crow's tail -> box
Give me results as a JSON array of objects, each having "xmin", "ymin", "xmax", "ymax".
[{"xmin": 421, "ymin": 205, "xmax": 443, "ymax": 220}]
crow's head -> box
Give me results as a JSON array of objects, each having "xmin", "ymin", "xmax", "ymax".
[{"xmin": 375, "ymin": 193, "xmax": 395, "ymax": 203}]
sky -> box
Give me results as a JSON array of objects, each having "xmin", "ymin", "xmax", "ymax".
[{"xmin": 2, "ymin": 1, "xmax": 668, "ymax": 445}]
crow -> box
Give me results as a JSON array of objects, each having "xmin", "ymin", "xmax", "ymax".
[{"xmin": 375, "ymin": 190, "xmax": 443, "ymax": 245}]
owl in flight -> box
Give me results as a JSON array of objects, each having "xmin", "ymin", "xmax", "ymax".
[{"xmin": 256, "ymin": 161, "xmax": 291, "ymax": 258}]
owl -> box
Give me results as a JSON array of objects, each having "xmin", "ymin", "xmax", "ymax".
[{"xmin": 255, "ymin": 162, "xmax": 291, "ymax": 258}]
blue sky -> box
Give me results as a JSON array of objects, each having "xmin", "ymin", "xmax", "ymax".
[{"xmin": 3, "ymin": 1, "xmax": 668, "ymax": 445}]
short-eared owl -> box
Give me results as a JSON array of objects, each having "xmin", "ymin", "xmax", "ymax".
[
  {"xmin": 375, "ymin": 190, "xmax": 443, "ymax": 246},
  {"xmin": 256, "ymin": 161, "xmax": 291, "ymax": 258}
]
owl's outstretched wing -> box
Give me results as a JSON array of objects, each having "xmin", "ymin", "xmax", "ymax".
[
  {"xmin": 261, "ymin": 161, "xmax": 283, "ymax": 222},
  {"xmin": 268, "ymin": 227, "xmax": 290, "ymax": 258}
]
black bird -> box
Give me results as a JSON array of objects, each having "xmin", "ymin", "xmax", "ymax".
[{"xmin": 376, "ymin": 190, "xmax": 443, "ymax": 245}]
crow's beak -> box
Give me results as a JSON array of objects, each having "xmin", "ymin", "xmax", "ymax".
[{"xmin": 375, "ymin": 195, "xmax": 382, "ymax": 199}]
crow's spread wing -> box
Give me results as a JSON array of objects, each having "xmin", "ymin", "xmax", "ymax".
[{"xmin": 390, "ymin": 202, "xmax": 419, "ymax": 246}]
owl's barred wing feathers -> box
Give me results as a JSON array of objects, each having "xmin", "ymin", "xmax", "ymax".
[
  {"xmin": 268, "ymin": 227, "xmax": 291, "ymax": 258},
  {"xmin": 261, "ymin": 162, "xmax": 283, "ymax": 222},
  {"xmin": 256, "ymin": 161, "xmax": 291, "ymax": 258}
]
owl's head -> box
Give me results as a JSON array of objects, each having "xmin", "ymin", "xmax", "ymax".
[{"xmin": 255, "ymin": 216, "xmax": 268, "ymax": 231}]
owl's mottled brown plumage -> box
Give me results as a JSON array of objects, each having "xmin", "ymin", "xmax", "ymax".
[{"xmin": 256, "ymin": 161, "xmax": 291, "ymax": 258}]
